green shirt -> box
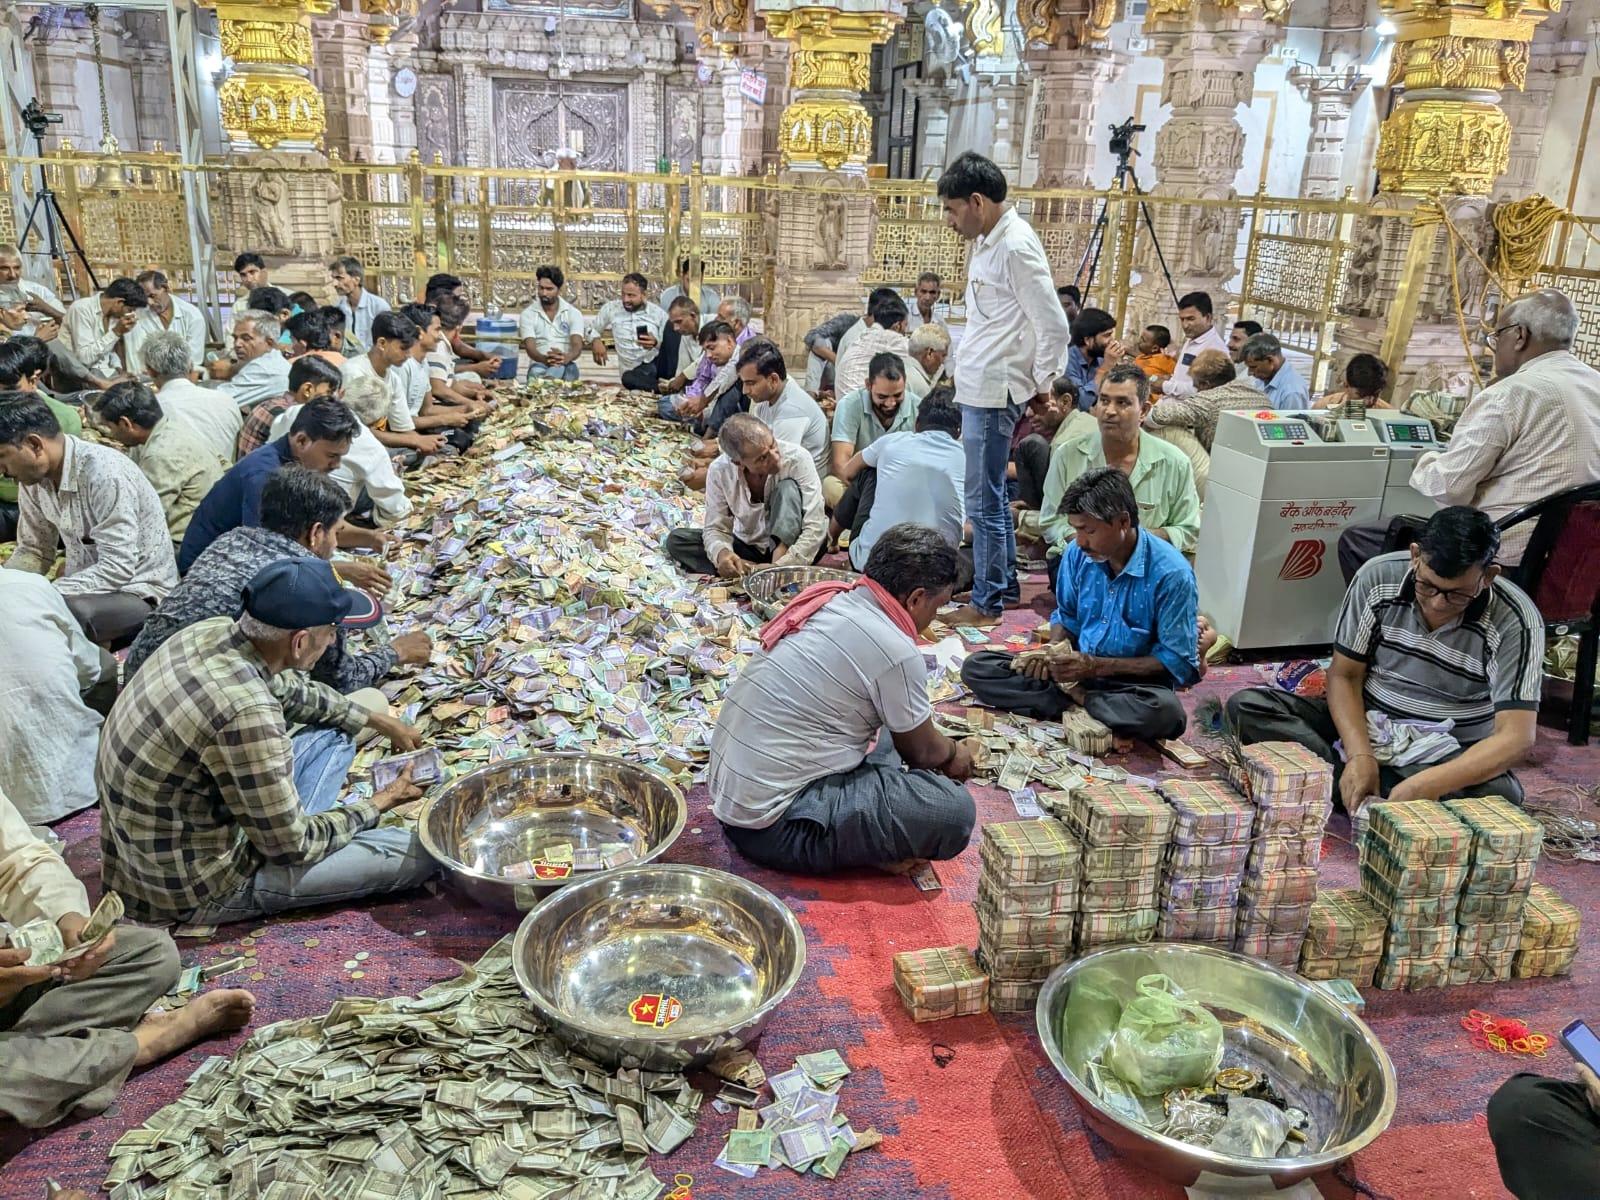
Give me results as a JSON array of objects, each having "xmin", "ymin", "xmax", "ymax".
[
  {"xmin": 829, "ymin": 386, "xmax": 921, "ymax": 453},
  {"xmin": 1039, "ymin": 428, "xmax": 1202, "ymax": 555},
  {"xmin": 0, "ymin": 390, "xmax": 81, "ymax": 506}
]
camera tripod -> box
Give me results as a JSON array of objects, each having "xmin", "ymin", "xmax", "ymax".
[
  {"xmin": 1077, "ymin": 141, "xmax": 1179, "ymax": 311},
  {"xmin": 13, "ymin": 98, "xmax": 98, "ymax": 299}
]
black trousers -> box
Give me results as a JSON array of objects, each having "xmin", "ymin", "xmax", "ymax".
[
  {"xmin": 0, "ymin": 499, "xmax": 16, "ymax": 542},
  {"xmin": 1015, "ymin": 433, "xmax": 1052, "ymax": 511},
  {"xmin": 833, "ymin": 468, "xmax": 879, "ymax": 542},
  {"xmin": 1224, "ymin": 686, "xmax": 1524, "ymax": 805},
  {"xmin": 621, "ymin": 360, "xmax": 660, "ymax": 392},
  {"xmin": 663, "ymin": 530, "xmax": 772, "ymax": 576},
  {"xmin": 656, "ymin": 328, "xmax": 684, "ymax": 387},
  {"xmin": 960, "ymin": 650, "xmax": 1186, "ymax": 741},
  {"xmin": 699, "ymin": 385, "xmax": 748, "ymax": 437},
  {"xmin": 64, "ymin": 593, "xmax": 156, "ymax": 651},
  {"xmin": 1488, "ymin": 1073, "xmax": 1600, "ymax": 1200},
  {"xmin": 1337, "ymin": 513, "xmax": 1429, "ymax": 584}
]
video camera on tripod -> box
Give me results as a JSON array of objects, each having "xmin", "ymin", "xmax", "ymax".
[
  {"xmin": 20, "ymin": 99, "xmax": 64, "ymax": 140},
  {"xmin": 1107, "ymin": 118, "xmax": 1146, "ymax": 163}
]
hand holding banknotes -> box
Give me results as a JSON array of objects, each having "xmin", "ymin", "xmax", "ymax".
[
  {"xmin": 0, "ymin": 946, "xmax": 58, "ymax": 1003},
  {"xmin": 372, "ymin": 762, "xmax": 424, "ymax": 813},
  {"xmin": 55, "ymin": 911, "xmax": 116, "ymax": 983},
  {"xmin": 365, "ymin": 710, "xmax": 423, "ymax": 752},
  {"xmin": 334, "ymin": 557, "xmax": 393, "ymax": 593}
]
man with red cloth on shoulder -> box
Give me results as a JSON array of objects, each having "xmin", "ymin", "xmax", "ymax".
[{"xmin": 708, "ymin": 523, "xmax": 977, "ymax": 875}]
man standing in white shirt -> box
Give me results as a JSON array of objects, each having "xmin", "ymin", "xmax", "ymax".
[
  {"xmin": 520, "ymin": 265, "xmax": 586, "ymax": 382},
  {"xmin": 588, "ymin": 273, "xmax": 667, "ymax": 391},
  {"xmin": 140, "ymin": 331, "xmax": 242, "ymax": 468},
  {"xmin": 738, "ymin": 339, "xmax": 830, "ymax": 480},
  {"xmin": 1161, "ymin": 291, "xmax": 1231, "ymax": 398},
  {"xmin": 329, "ymin": 256, "xmax": 391, "ymax": 355},
  {"xmin": 216, "ymin": 311, "xmax": 292, "ymax": 410},
  {"xmin": 1337, "ymin": 287, "xmax": 1600, "ymax": 578},
  {"xmin": 664, "ymin": 413, "xmax": 826, "ymax": 577},
  {"xmin": 62, "ymin": 277, "xmax": 147, "ymax": 384},
  {"xmin": 126, "ymin": 269, "xmax": 207, "ymax": 370},
  {"xmin": 938, "ymin": 151, "xmax": 1071, "ymax": 625}
]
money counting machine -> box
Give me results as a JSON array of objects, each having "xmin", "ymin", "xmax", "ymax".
[{"xmin": 1332, "ymin": 412, "xmax": 1445, "ymax": 522}]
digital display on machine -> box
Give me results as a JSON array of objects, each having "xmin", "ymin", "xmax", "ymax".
[
  {"xmin": 1385, "ymin": 423, "xmax": 1432, "ymax": 443},
  {"xmin": 1258, "ymin": 423, "xmax": 1306, "ymax": 441}
]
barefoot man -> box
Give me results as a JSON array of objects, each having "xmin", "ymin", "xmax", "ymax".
[{"xmin": 0, "ymin": 782, "xmax": 254, "ymax": 1129}]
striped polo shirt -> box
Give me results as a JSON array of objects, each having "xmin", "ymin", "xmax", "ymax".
[{"xmin": 1334, "ymin": 552, "xmax": 1543, "ymax": 743}]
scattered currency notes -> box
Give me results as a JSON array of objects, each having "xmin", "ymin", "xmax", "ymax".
[
  {"xmin": 105, "ymin": 937, "xmax": 693, "ymax": 1200},
  {"xmin": 713, "ymin": 1051, "xmax": 880, "ymax": 1181}
]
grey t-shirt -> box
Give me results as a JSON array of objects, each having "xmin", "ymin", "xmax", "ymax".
[
  {"xmin": 1334, "ymin": 551, "xmax": 1543, "ymax": 743},
  {"xmin": 849, "ymin": 430, "xmax": 965, "ymax": 571},
  {"xmin": 709, "ymin": 588, "xmax": 931, "ymax": 828}
]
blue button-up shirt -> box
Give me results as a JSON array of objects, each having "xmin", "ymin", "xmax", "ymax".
[
  {"xmin": 1062, "ymin": 345, "xmax": 1100, "ymax": 411},
  {"xmin": 1051, "ymin": 527, "xmax": 1200, "ymax": 686},
  {"xmin": 177, "ymin": 437, "xmax": 296, "ymax": 573},
  {"xmin": 1256, "ymin": 358, "xmax": 1310, "ymax": 411}
]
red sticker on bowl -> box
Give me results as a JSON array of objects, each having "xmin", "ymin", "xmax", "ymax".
[
  {"xmin": 629, "ymin": 993, "xmax": 683, "ymax": 1028},
  {"xmin": 533, "ymin": 863, "xmax": 573, "ymax": 880}
]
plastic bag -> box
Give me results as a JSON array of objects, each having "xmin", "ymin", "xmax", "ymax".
[
  {"xmin": 1104, "ymin": 974, "xmax": 1224, "ymax": 1096},
  {"xmin": 1062, "ymin": 965, "xmax": 1124, "ymax": 1066},
  {"xmin": 1207, "ymin": 1095, "xmax": 1293, "ymax": 1158}
]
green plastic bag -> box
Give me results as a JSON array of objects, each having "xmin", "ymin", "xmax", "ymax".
[{"xmin": 1104, "ymin": 973, "xmax": 1224, "ymax": 1096}]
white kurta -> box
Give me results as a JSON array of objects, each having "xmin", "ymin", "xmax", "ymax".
[{"xmin": 0, "ymin": 571, "xmax": 108, "ymax": 824}]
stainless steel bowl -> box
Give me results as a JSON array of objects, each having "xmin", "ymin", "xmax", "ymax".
[
  {"xmin": 417, "ymin": 754, "xmax": 686, "ymax": 912},
  {"xmin": 744, "ymin": 564, "xmax": 858, "ymax": 620},
  {"xmin": 512, "ymin": 864, "xmax": 806, "ymax": 1071},
  {"xmin": 1036, "ymin": 944, "xmax": 1395, "ymax": 1187}
]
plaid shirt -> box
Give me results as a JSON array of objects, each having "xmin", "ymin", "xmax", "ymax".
[
  {"xmin": 237, "ymin": 394, "xmax": 293, "ymax": 458},
  {"xmin": 98, "ymin": 616, "xmax": 377, "ymax": 921}
]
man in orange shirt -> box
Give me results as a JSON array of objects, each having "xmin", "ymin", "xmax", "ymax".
[{"xmin": 1134, "ymin": 324, "xmax": 1176, "ymax": 384}]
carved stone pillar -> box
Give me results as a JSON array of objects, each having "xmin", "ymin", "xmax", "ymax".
[
  {"xmin": 1288, "ymin": 65, "xmax": 1368, "ymax": 199},
  {"xmin": 760, "ymin": 1, "xmax": 903, "ymax": 174},
  {"xmin": 1492, "ymin": 34, "xmax": 1585, "ymax": 202},
  {"xmin": 311, "ymin": 18, "xmax": 373, "ymax": 158},
  {"xmin": 1336, "ymin": 0, "xmax": 1559, "ymax": 391},
  {"xmin": 206, "ymin": 0, "xmax": 332, "ymax": 150},
  {"xmin": 1027, "ymin": 46, "xmax": 1128, "ymax": 188},
  {"xmin": 1132, "ymin": 0, "xmax": 1283, "ymax": 325},
  {"xmin": 124, "ymin": 16, "xmax": 179, "ymax": 151},
  {"xmin": 905, "ymin": 77, "xmax": 956, "ymax": 179},
  {"xmin": 30, "ymin": 27, "xmax": 93, "ymax": 146}
]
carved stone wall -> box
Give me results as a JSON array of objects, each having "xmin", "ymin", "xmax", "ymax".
[
  {"xmin": 1026, "ymin": 45, "xmax": 1127, "ymax": 188},
  {"xmin": 1492, "ymin": 34, "xmax": 1585, "ymax": 202}
]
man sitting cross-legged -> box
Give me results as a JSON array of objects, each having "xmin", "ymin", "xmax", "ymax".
[
  {"xmin": 0, "ymin": 782, "xmax": 255, "ymax": 1129},
  {"xmin": 823, "ymin": 351, "xmax": 920, "ymax": 511},
  {"xmin": 127, "ymin": 465, "xmax": 430, "ymax": 692},
  {"xmin": 962, "ymin": 467, "xmax": 1197, "ymax": 742},
  {"xmin": 99, "ymin": 558, "xmax": 439, "ymax": 926},
  {"xmin": 710, "ymin": 523, "xmax": 977, "ymax": 875},
  {"xmin": 1227, "ymin": 506, "xmax": 1542, "ymax": 814},
  {"xmin": 663, "ymin": 413, "xmax": 825, "ymax": 578}
]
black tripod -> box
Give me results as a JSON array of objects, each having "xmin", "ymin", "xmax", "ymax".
[
  {"xmin": 1077, "ymin": 134, "xmax": 1178, "ymax": 311},
  {"xmin": 13, "ymin": 98, "xmax": 98, "ymax": 299}
]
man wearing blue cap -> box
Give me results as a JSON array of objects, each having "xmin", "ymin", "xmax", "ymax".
[{"xmin": 98, "ymin": 557, "xmax": 439, "ymax": 924}]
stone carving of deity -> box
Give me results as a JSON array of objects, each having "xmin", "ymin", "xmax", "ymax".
[
  {"xmin": 249, "ymin": 173, "xmax": 293, "ymax": 252},
  {"xmin": 1188, "ymin": 206, "xmax": 1230, "ymax": 277},
  {"xmin": 814, "ymin": 194, "xmax": 847, "ymax": 271}
]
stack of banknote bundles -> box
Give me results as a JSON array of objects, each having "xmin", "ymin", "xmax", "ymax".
[
  {"xmin": 1063, "ymin": 784, "xmax": 1173, "ymax": 956},
  {"xmin": 1298, "ymin": 888, "xmax": 1387, "ymax": 985},
  {"xmin": 1440, "ymin": 797, "xmax": 1543, "ymax": 985},
  {"xmin": 975, "ymin": 819, "xmax": 1082, "ymax": 1012},
  {"xmin": 892, "ymin": 946, "xmax": 990, "ymax": 1023},
  {"xmin": 1513, "ymin": 882, "xmax": 1581, "ymax": 979},
  {"xmin": 1361, "ymin": 800, "xmax": 1470, "ymax": 990},
  {"xmin": 1154, "ymin": 779, "xmax": 1254, "ymax": 948}
]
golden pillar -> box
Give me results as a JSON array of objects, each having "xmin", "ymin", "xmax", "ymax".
[
  {"xmin": 760, "ymin": 5, "xmax": 901, "ymax": 174},
  {"xmin": 1373, "ymin": 0, "xmax": 1559, "ymax": 197},
  {"xmin": 207, "ymin": 0, "xmax": 333, "ymax": 150}
]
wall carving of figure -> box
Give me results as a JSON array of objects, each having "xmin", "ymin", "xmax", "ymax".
[
  {"xmin": 924, "ymin": 6, "xmax": 971, "ymax": 83},
  {"xmin": 814, "ymin": 193, "xmax": 847, "ymax": 270},
  {"xmin": 1187, "ymin": 206, "xmax": 1231, "ymax": 277},
  {"xmin": 1448, "ymin": 198, "xmax": 1495, "ymax": 319},
  {"xmin": 1345, "ymin": 219, "xmax": 1384, "ymax": 313},
  {"xmin": 248, "ymin": 173, "xmax": 294, "ymax": 252}
]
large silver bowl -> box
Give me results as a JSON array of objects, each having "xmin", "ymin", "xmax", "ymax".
[
  {"xmin": 1036, "ymin": 944, "xmax": 1395, "ymax": 1188},
  {"xmin": 417, "ymin": 754, "xmax": 686, "ymax": 912},
  {"xmin": 744, "ymin": 564, "xmax": 857, "ymax": 620},
  {"xmin": 511, "ymin": 864, "xmax": 806, "ymax": 1071}
]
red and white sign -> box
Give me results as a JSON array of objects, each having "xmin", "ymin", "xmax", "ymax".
[
  {"xmin": 628, "ymin": 993, "xmax": 684, "ymax": 1028},
  {"xmin": 739, "ymin": 69, "xmax": 767, "ymax": 105},
  {"xmin": 1278, "ymin": 538, "xmax": 1327, "ymax": 582}
]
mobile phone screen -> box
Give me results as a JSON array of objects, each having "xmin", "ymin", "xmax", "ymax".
[
  {"xmin": 636, "ymin": 325, "xmax": 650, "ymax": 338},
  {"xmin": 1561, "ymin": 1019, "xmax": 1600, "ymax": 1073}
]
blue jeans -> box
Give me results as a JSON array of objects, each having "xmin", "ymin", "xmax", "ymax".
[
  {"xmin": 527, "ymin": 361, "xmax": 580, "ymax": 383},
  {"xmin": 184, "ymin": 728, "xmax": 437, "ymax": 923},
  {"xmin": 656, "ymin": 393, "xmax": 692, "ymax": 421},
  {"xmin": 961, "ymin": 399, "xmax": 1024, "ymax": 614}
]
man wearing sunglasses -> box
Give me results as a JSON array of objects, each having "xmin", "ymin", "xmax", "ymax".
[{"xmin": 1228, "ymin": 506, "xmax": 1542, "ymax": 818}]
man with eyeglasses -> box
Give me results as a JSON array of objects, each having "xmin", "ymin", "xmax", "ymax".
[
  {"xmin": 1336, "ymin": 286, "xmax": 1600, "ymax": 580},
  {"xmin": 1228, "ymin": 506, "xmax": 1542, "ymax": 817}
]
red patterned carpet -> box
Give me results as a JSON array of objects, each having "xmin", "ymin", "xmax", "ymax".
[{"xmin": 3, "ymin": 603, "xmax": 1596, "ymax": 1199}]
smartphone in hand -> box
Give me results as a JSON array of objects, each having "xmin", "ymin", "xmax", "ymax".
[{"xmin": 1559, "ymin": 1019, "xmax": 1600, "ymax": 1074}]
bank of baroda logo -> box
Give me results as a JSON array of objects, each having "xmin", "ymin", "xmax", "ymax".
[{"xmin": 1278, "ymin": 539, "xmax": 1326, "ymax": 582}]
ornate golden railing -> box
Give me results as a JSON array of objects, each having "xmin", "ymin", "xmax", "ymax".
[{"xmin": 1531, "ymin": 216, "xmax": 1600, "ymax": 370}]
